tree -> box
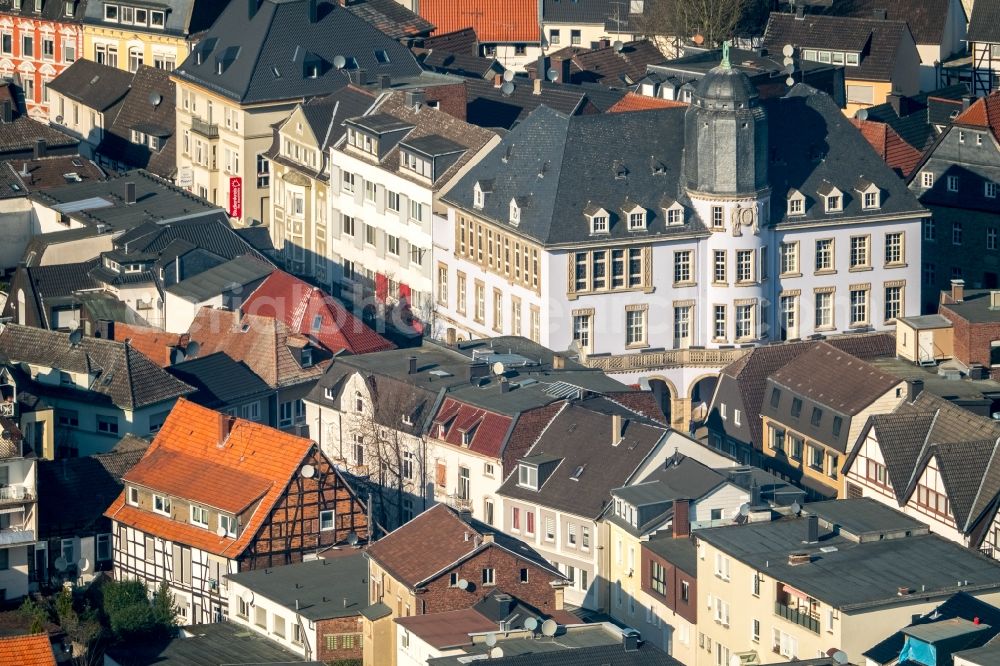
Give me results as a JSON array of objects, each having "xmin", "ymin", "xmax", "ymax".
[
  {"xmin": 150, "ymin": 582, "xmax": 180, "ymax": 631},
  {"xmin": 101, "ymin": 579, "xmax": 176, "ymax": 641},
  {"xmin": 638, "ymin": 0, "xmax": 770, "ymax": 48},
  {"xmin": 18, "ymin": 597, "xmax": 50, "ymax": 634}
]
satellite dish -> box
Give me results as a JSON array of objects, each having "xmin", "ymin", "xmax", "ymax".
[
  {"xmin": 241, "ymin": 590, "xmax": 254, "ymax": 605},
  {"xmin": 185, "ymin": 341, "xmax": 200, "ymax": 359},
  {"xmin": 55, "ymin": 115, "xmax": 63, "ymax": 123},
  {"xmin": 502, "ymin": 69, "xmax": 514, "ymax": 82},
  {"xmin": 347, "ymin": 531, "xmax": 359, "ymax": 546},
  {"xmin": 613, "ymin": 40, "xmax": 624, "ymax": 52},
  {"xmin": 524, "ymin": 617, "xmax": 538, "ymax": 631},
  {"xmin": 739, "ymin": 503, "xmax": 750, "ymax": 517},
  {"xmin": 546, "ymin": 68, "xmax": 559, "ymax": 82},
  {"xmin": 77, "ymin": 557, "xmax": 91, "ymax": 573},
  {"xmin": 782, "ymin": 43, "xmax": 794, "ymax": 57},
  {"xmin": 786, "ymin": 76, "xmax": 795, "ymax": 87},
  {"xmin": 856, "ymin": 108, "xmax": 869, "ymax": 121},
  {"xmin": 485, "ymin": 633, "xmax": 497, "ymax": 647},
  {"xmin": 783, "ymin": 56, "xmax": 794, "ymax": 67},
  {"xmin": 492, "ymin": 361, "xmax": 506, "ymax": 376},
  {"xmin": 500, "ymin": 81, "xmax": 515, "ymax": 96},
  {"xmin": 333, "ymin": 55, "xmax": 346, "ymax": 69},
  {"xmin": 729, "ymin": 655, "xmax": 742, "ymax": 666},
  {"xmin": 68, "ymin": 328, "xmax": 83, "ymax": 346},
  {"xmin": 300, "ymin": 464, "xmax": 316, "ymax": 479},
  {"xmin": 791, "ymin": 501, "xmax": 802, "ymax": 515},
  {"xmin": 54, "ymin": 556, "xmax": 68, "ymax": 572},
  {"xmin": 149, "ymin": 92, "xmax": 162, "ymax": 107},
  {"xmin": 489, "ymin": 647, "xmax": 504, "ymax": 658},
  {"xmin": 541, "ymin": 619, "xmax": 557, "ymax": 636},
  {"xmin": 457, "ymin": 578, "xmax": 469, "ymax": 590},
  {"xmin": 216, "ymin": 526, "xmax": 228, "ymax": 538},
  {"xmin": 831, "ymin": 650, "xmax": 849, "ymax": 665}
]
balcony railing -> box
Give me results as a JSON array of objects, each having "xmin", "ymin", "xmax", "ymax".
[
  {"xmin": 445, "ymin": 493, "xmax": 473, "ymax": 512},
  {"xmin": 0, "ymin": 527, "xmax": 34, "ymax": 546},
  {"xmin": 190, "ymin": 117, "xmax": 219, "ymax": 139},
  {"xmin": 0, "ymin": 485, "xmax": 33, "ymax": 503},
  {"xmin": 775, "ymin": 601, "xmax": 820, "ymax": 633},
  {"xmin": 584, "ymin": 347, "xmax": 748, "ymax": 373}
]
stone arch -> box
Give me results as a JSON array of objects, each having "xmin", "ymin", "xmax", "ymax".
[
  {"xmin": 688, "ymin": 373, "xmax": 720, "ymax": 428},
  {"xmin": 644, "ymin": 375, "xmax": 678, "ymax": 426}
]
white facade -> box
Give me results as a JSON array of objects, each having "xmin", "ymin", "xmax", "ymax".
[
  {"xmin": 227, "ymin": 578, "xmax": 318, "ymax": 660},
  {"xmin": 0, "ymin": 452, "xmax": 36, "ymax": 600}
]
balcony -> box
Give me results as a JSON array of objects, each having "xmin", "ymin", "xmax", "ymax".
[
  {"xmin": 0, "ymin": 527, "xmax": 34, "ymax": 547},
  {"xmin": 190, "ymin": 117, "xmax": 219, "ymax": 139},
  {"xmin": 0, "ymin": 485, "xmax": 33, "ymax": 504},
  {"xmin": 584, "ymin": 347, "xmax": 748, "ymax": 373},
  {"xmin": 775, "ymin": 601, "xmax": 820, "ymax": 634},
  {"xmin": 445, "ymin": 493, "xmax": 473, "ymax": 512}
]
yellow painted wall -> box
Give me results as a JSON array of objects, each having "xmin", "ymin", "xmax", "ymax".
[{"xmin": 82, "ymin": 25, "xmax": 189, "ymax": 72}]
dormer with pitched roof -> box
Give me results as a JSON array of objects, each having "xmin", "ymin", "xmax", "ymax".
[
  {"xmin": 817, "ymin": 181, "xmax": 844, "ymax": 213},
  {"xmin": 623, "ymin": 200, "xmax": 647, "ymax": 230},
  {"xmin": 583, "ymin": 203, "xmax": 610, "ymax": 234},
  {"xmin": 786, "ymin": 188, "xmax": 806, "ymax": 216},
  {"xmin": 856, "ymin": 177, "xmax": 881, "ymax": 209}
]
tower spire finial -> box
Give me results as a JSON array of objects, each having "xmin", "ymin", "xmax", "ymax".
[{"xmin": 721, "ymin": 40, "xmax": 732, "ymax": 69}]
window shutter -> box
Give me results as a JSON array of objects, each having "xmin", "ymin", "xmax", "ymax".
[
  {"xmin": 398, "ymin": 194, "xmax": 409, "ymax": 222},
  {"xmin": 375, "ymin": 185, "xmax": 385, "ymax": 214},
  {"xmin": 330, "ymin": 166, "xmax": 341, "ymax": 194}
]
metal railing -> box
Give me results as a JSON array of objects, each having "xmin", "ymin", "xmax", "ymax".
[
  {"xmin": 190, "ymin": 117, "xmax": 219, "ymax": 139},
  {"xmin": 775, "ymin": 601, "xmax": 820, "ymax": 634},
  {"xmin": 0, "ymin": 527, "xmax": 34, "ymax": 546},
  {"xmin": 0, "ymin": 485, "xmax": 32, "ymax": 502},
  {"xmin": 584, "ymin": 347, "xmax": 748, "ymax": 373}
]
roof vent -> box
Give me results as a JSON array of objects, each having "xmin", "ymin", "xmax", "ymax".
[
  {"xmin": 788, "ymin": 552, "xmax": 811, "ymax": 565},
  {"xmin": 897, "ymin": 586, "xmax": 912, "ymax": 596}
]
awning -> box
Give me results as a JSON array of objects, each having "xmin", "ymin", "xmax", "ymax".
[{"xmin": 783, "ymin": 584, "xmax": 811, "ymax": 601}]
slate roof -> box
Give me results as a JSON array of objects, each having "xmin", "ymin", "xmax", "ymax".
[
  {"xmin": 101, "ymin": 66, "xmax": 177, "ymax": 179},
  {"xmin": 421, "ymin": 51, "xmax": 501, "ymax": 79},
  {"xmin": 38, "ymin": 449, "xmax": 146, "ymax": 539},
  {"xmin": 110, "ymin": 214, "xmax": 267, "ymax": 264},
  {"xmin": 968, "ymin": 0, "xmax": 1000, "ymax": 43},
  {"xmin": 0, "ymin": 116, "xmax": 79, "ymax": 157},
  {"xmin": 299, "ymin": 87, "xmax": 375, "ymax": 155},
  {"xmin": 186, "ymin": 307, "xmax": 329, "ymax": 388},
  {"xmin": 0, "ymin": 0, "xmax": 86, "ymax": 20},
  {"xmin": 845, "ymin": 392, "xmax": 1000, "ymax": 536},
  {"xmin": 166, "ymin": 352, "xmax": 273, "ymax": 409},
  {"xmin": 81, "ymin": 0, "xmax": 228, "ymax": 38},
  {"xmin": 826, "ymin": 0, "xmax": 958, "ymax": 45},
  {"xmin": 551, "ymin": 40, "xmax": 668, "ymax": 87},
  {"xmin": 420, "ymin": 0, "xmax": 538, "ymax": 43},
  {"xmin": 422, "ymin": 27, "xmax": 479, "ymax": 55},
  {"xmin": 463, "ymin": 77, "xmax": 591, "ymax": 129},
  {"xmin": 108, "ymin": 399, "xmax": 318, "ymax": 558},
  {"xmin": 7, "ymin": 259, "xmax": 102, "ymax": 327},
  {"xmin": 698, "ymin": 500, "xmax": 1000, "ymax": 611},
  {"xmin": 852, "ymin": 118, "xmax": 924, "ymax": 178},
  {"xmin": 0, "ymin": 634, "xmax": 55, "ymax": 666},
  {"xmin": 227, "ymin": 553, "xmax": 368, "ymax": 621},
  {"xmin": 763, "ymin": 12, "xmax": 913, "ymax": 82},
  {"xmin": 241, "ymin": 270, "xmax": 393, "ymax": 355},
  {"xmin": 0, "ymin": 155, "xmax": 103, "ymax": 199},
  {"xmin": 173, "ymin": 0, "xmax": 423, "ymax": 105},
  {"xmin": 49, "ymin": 60, "xmax": 133, "ymax": 112},
  {"xmin": 343, "ymin": 0, "xmax": 434, "ymax": 40},
  {"xmin": 768, "ymin": 342, "xmax": 901, "ymax": 415},
  {"xmin": 862, "ymin": 84, "xmax": 969, "ymax": 152},
  {"xmin": 644, "ymin": 533, "xmax": 698, "ymax": 575},
  {"xmin": 104, "ymin": 621, "xmax": 307, "ymax": 666},
  {"xmin": 954, "ymin": 91, "xmax": 1000, "ymax": 144},
  {"xmin": 366, "ymin": 504, "xmax": 562, "ymax": 589},
  {"xmin": 0, "ymin": 324, "xmax": 193, "ymax": 410},
  {"xmin": 498, "ymin": 397, "xmax": 668, "ymax": 519},
  {"xmin": 29, "ymin": 170, "xmax": 221, "ymax": 231},
  {"xmin": 543, "ymin": 0, "xmax": 619, "ymax": 24},
  {"xmin": 165, "ymin": 255, "xmax": 273, "ymax": 302}
]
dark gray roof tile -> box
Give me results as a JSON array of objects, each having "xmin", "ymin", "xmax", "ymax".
[{"xmin": 49, "ymin": 59, "xmax": 133, "ymax": 112}]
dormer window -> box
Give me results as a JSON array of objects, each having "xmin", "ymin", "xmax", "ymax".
[
  {"xmin": 624, "ymin": 204, "xmax": 646, "ymax": 231},
  {"xmin": 33, "ymin": 0, "xmax": 41, "ymax": 12},
  {"xmin": 300, "ymin": 347, "xmax": 313, "ymax": 368},
  {"xmin": 856, "ymin": 180, "xmax": 881, "ymax": 210},
  {"xmin": 152, "ymin": 493, "xmax": 171, "ymax": 516},
  {"xmin": 863, "ymin": 190, "xmax": 879, "ymax": 209},
  {"xmin": 664, "ymin": 202, "xmax": 684, "ymax": 226},
  {"xmin": 509, "ymin": 198, "xmax": 521, "ymax": 225},
  {"xmin": 402, "ymin": 150, "xmax": 432, "ymax": 179},
  {"xmin": 219, "ymin": 514, "xmax": 237, "ymax": 537},
  {"xmin": 820, "ymin": 185, "xmax": 843, "ymax": 213},
  {"xmin": 585, "ymin": 206, "xmax": 610, "ymax": 234},
  {"xmin": 787, "ymin": 190, "xmax": 805, "ymax": 216},
  {"xmin": 104, "ymin": 3, "xmax": 118, "ymax": 21},
  {"xmin": 517, "ymin": 463, "xmax": 538, "ymax": 490},
  {"xmin": 474, "ymin": 183, "xmax": 484, "ymax": 208},
  {"xmin": 347, "ymin": 127, "xmax": 377, "ymax": 157}
]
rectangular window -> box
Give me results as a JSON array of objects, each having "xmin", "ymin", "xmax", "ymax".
[
  {"xmin": 651, "ymin": 561, "xmax": 666, "ymax": 595},
  {"xmin": 850, "ymin": 288, "xmax": 868, "ymax": 326},
  {"xmin": 219, "ymin": 515, "xmax": 237, "ymax": 537},
  {"xmin": 474, "ymin": 281, "xmax": 485, "ymax": 323},
  {"xmin": 952, "ymin": 222, "xmax": 963, "ymax": 245},
  {"xmin": 97, "ymin": 415, "xmax": 119, "ymax": 434},
  {"xmin": 850, "ymin": 236, "xmax": 869, "ymax": 268},
  {"xmin": 320, "ymin": 510, "xmax": 335, "ymax": 531},
  {"xmin": 626, "ymin": 308, "xmax": 646, "ymax": 346},
  {"xmin": 21, "ymin": 35, "xmax": 32, "ymax": 58},
  {"xmin": 736, "ymin": 250, "xmax": 754, "ymax": 282},
  {"xmin": 987, "ymin": 182, "xmax": 997, "ymax": 199},
  {"xmin": 885, "ymin": 232, "xmax": 904, "ymax": 264},
  {"xmin": 735, "ymin": 304, "xmax": 753, "ymax": 340},
  {"xmin": 97, "ymin": 534, "xmax": 111, "ymax": 561},
  {"xmin": 482, "ymin": 568, "xmax": 495, "ymax": 586},
  {"xmin": 190, "ymin": 505, "xmax": 208, "ymax": 528},
  {"xmin": 947, "ymin": 175, "xmax": 959, "ymax": 192},
  {"xmin": 518, "ymin": 464, "xmax": 538, "ymax": 489},
  {"xmin": 921, "ymin": 171, "xmax": 934, "ymax": 188},
  {"xmin": 989, "ymin": 228, "xmax": 998, "ymax": 250},
  {"xmin": 456, "ymin": 272, "xmax": 466, "ymax": 314},
  {"xmin": 712, "ymin": 205, "xmax": 724, "ymax": 228},
  {"xmin": 815, "ymin": 239, "xmax": 833, "ymax": 272},
  {"xmin": 713, "ymin": 250, "xmax": 727, "ymax": 283},
  {"xmin": 713, "ymin": 305, "xmax": 727, "ymax": 341},
  {"xmin": 152, "ymin": 494, "xmax": 171, "ymax": 516},
  {"xmin": 780, "ymin": 242, "xmax": 798, "ymax": 275},
  {"xmin": 673, "ymin": 250, "xmax": 692, "ymax": 284},
  {"xmin": 815, "ymin": 291, "xmax": 833, "ymax": 328},
  {"xmin": 674, "ymin": 306, "xmax": 692, "ymax": 348},
  {"xmin": 885, "ymin": 285, "xmax": 902, "ymax": 322},
  {"xmin": 573, "ymin": 313, "xmax": 592, "ymax": 352},
  {"xmin": 127, "ymin": 486, "xmax": 139, "ymax": 506}
]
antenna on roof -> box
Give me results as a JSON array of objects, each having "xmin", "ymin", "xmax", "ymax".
[
  {"xmin": 500, "ymin": 81, "xmax": 515, "ymax": 96},
  {"xmin": 216, "ymin": 526, "xmax": 227, "ymax": 538},
  {"xmin": 541, "ymin": 619, "xmax": 557, "ymax": 636},
  {"xmin": 524, "ymin": 617, "xmax": 538, "ymax": 631},
  {"xmin": 613, "ymin": 40, "xmax": 624, "ymax": 52},
  {"xmin": 856, "ymin": 108, "xmax": 869, "ymax": 121},
  {"xmin": 77, "ymin": 557, "xmax": 91, "ymax": 573},
  {"xmin": 790, "ymin": 501, "xmax": 802, "ymax": 516},
  {"xmin": 489, "ymin": 647, "xmax": 504, "ymax": 658},
  {"xmin": 347, "ymin": 531, "xmax": 359, "ymax": 546},
  {"xmin": 485, "ymin": 633, "xmax": 497, "ymax": 647},
  {"xmin": 502, "ymin": 69, "xmax": 515, "ymax": 82},
  {"xmin": 830, "ymin": 651, "xmax": 849, "ymax": 665},
  {"xmin": 546, "ymin": 68, "xmax": 559, "ymax": 82},
  {"xmin": 149, "ymin": 92, "xmax": 162, "ymax": 107},
  {"xmin": 333, "ymin": 55, "xmax": 346, "ymax": 70}
]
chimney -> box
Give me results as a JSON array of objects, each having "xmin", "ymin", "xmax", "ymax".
[
  {"xmin": 623, "ymin": 631, "xmax": 640, "ymax": 652},
  {"xmin": 598, "ymin": 38, "xmax": 610, "ymax": 49},
  {"xmin": 886, "ymin": 92, "xmax": 905, "ymax": 116},
  {"xmin": 468, "ymin": 362, "xmax": 488, "ymax": 383},
  {"xmin": 124, "ymin": 181, "xmax": 136, "ymax": 204},
  {"xmin": 962, "ymin": 95, "xmax": 972, "ymax": 111},
  {"xmin": 552, "ymin": 355, "xmax": 565, "ymax": 370},
  {"xmin": 991, "ymin": 291, "xmax": 1000, "ymax": 309},
  {"xmin": 533, "ymin": 77, "xmax": 542, "ymax": 95},
  {"xmin": 483, "ymin": 532, "xmax": 495, "ymax": 543},
  {"xmin": 218, "ymin": 412, "xmax": 234, "ymax": 443},
  {"xmin": 500, "ymin": 378, "xmax": 511, "ymax": 393},
  {"xmin": 873, "ymin": 8, "xmax": 888, "ymax": 19},
  {"xmin": 750, "ymin": 479, "xmax": 762, "ymax": 506},
  {"xmin": 611, "ymin": 413, "xmax": 623, "ymax": 445},
  {"xmin": 672, "ymin": 499, "xmax": 690, "ymax": 537},
  {"xmin": 951, "ymin": 278, "xmax": 965, "ymax": 303},
  {"xmin": 907, "ymin": 379, "xmax": 924, "ymax": 403},
  {"xmin": 405, "ymin": 89, "xmax": 424, "ymax": 109},
  {"xmin": 407, "ymin": 355, "xmax": 417, "ymax": 375},
  {"xmin": 247, "ymin": 0, "xmax": 258, "ymax": 19},
  {"xmin": 805, "ymin": 514, "xmax": 819, "ymax": 544},
  {"xmin": 33, "ymin": 138, "xmax": 45, "ymax": 159},
  {"xmin": 493, "ymin": 74, "xmax": 502, "ymax": 88},
  {"xmin": 379, "ymin": 74, "xmax": 391, "ymax": 91},
  {"xmin": 446, "ymin": 327, "xmax": 457, "ymax": 346},
  {"xmin": 307, "ymin": 0, "xmax": 318, "ymax": 22},
  {"xmin": 1, "ymin": 100, "xmax": 11, "ymax": 123},
  {"xmin": 795, "ymin": 4, "xmax": 805, "ymax": 18}
]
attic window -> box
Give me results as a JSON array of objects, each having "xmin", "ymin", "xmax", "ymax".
[
  {"xmin": 473, "ymin": 182, "xmax": 486, "ymax": 209},
  {"xmin": 311, "ymin": 314, "xmax": 322, "ymax": 332},
  {"xmin": 846, "ymin": 53, "xmax": 859, "ymax": 66},
  {"xmin": 823, "ymin": 190, "xmax": 842, "ymax": 213},
  {"xmin": 509, "ymin": 199, "xmax": 521, "ymax": 225},
  {"xmin": 810, "ymin": 407, "xmax": 823, "ymax": 427},
  {"xmin": 518, "ymin": 463, "xmax": 538, "ymax": 490},
  {"xmin": 402, "ymin": 414, "xmax": 413, "ymax": 426},
  {"xmin": 300, "ymin": 347, "xmax": 313, "ymax": 368},
  {"xmin": 374, "ymin": 49, "xmax": 390, "ymax": 64},
  {"xmin": 665, "ymin": 204, "xmax": 684, "ymax": 226},
  {"xmin": 570, "ymin": 464, "xmax": 585, "ymax": 480},
  {"xmin": 832, "ymin": 416, "xmax": 843, "ymax": 437},
  {"xmin": 591, "ymin": 214, "xmax": 608, "ymax": 233},
  {"xmin": 627, "ymin": 210, "xmax": 646, "ymax": 231},
  {"xmin": 863, "ymin": 190, "xmax": 880, "ymax": 209},
  {"xmin": 787, "ymin": 192, "xmax": 805, "ymax": 216}
]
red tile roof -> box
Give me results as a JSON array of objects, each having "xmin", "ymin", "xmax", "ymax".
[
  {"xmin": 113, "ymin": 323, "xmax": 189, "ymax": 367},
  {"xmin": 955, "ymin": 91, "xmax": 1000, "ymax": 142},
  {"xmin": 851, "ymin": 118, "xmax": 924, "ymax": 178},
  {"xmin": 419, "ymin": 0, "xmax": 538, "ymax": 43},
  {"xmin": 0, "ymin": 634, "xmax": 56, "ymax": 666},
  {"xmin": 107, "ymin": 398, "xmax": 314, "ymax": 558},
  {"xmin": 395, "ymin": 608, "xmax": 496, "ymax": 649},
  {"xmin": 242, "ymin": 270, "xmax": 394, "ymax": 356},
  {"xmin": 432, "ymin": 398, "xmax": 513, "ymax": 458},
  {"xmin": 608, "ymin": 93, "xmax": 687, "ymax": 113}
]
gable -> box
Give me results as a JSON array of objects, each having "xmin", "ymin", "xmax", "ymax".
[{"xmin": 281, "ymin": 105, "xmax": 320, "ymax": 147}]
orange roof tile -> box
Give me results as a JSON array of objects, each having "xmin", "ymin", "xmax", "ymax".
[
  {"xmin": 419, "ymin": 0, "xmax": 538, "ymax": 43},
  {"xmin": 106, "ymin": 398, "xmax": 313, "ymax": 559},
  {"xmin": 113, "ymin": 324, "xmax": 189, "ymax": 367},
  {"xmin": 0, "ymin": 634, "xmax": 56, "ymax": 666},
  {"xmin": 955, "ymin": 91, "xmax": 1000, "ymax": 142},
  {"xmin": 851, "ymin": 118, "xmax": 924, "ymax": 178},
  {"xmin": 242, "ymin": 270, "xmax": 394, "ymax": 356},
  {"xmin": 609, "ymin": 93, "xmax": 688, "ymax": 113}
]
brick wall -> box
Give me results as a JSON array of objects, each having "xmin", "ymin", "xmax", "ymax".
[
  {"xmin": 942, "ymin": 306, "xmax": 1000, "ymax": 379},
  {"xmin": 418, "ymin": 544, "xmax": 561, "ymax": 614},
  {"xmin": 316, "ymin": 614, "xmax": 364, "ymax": 663},
  {"xmin": 422, "ymin": 82, "xmax": 467, "ymax": 122}
]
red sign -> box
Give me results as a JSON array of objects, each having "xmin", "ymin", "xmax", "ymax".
[{"xmin": 228, "ymin": 177, "xmax": 242, "ymax": 219}]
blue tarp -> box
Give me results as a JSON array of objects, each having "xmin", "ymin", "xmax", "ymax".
[{"xmin": 899, "ymin": 637, "xmax": 937, "ymax": 665}]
